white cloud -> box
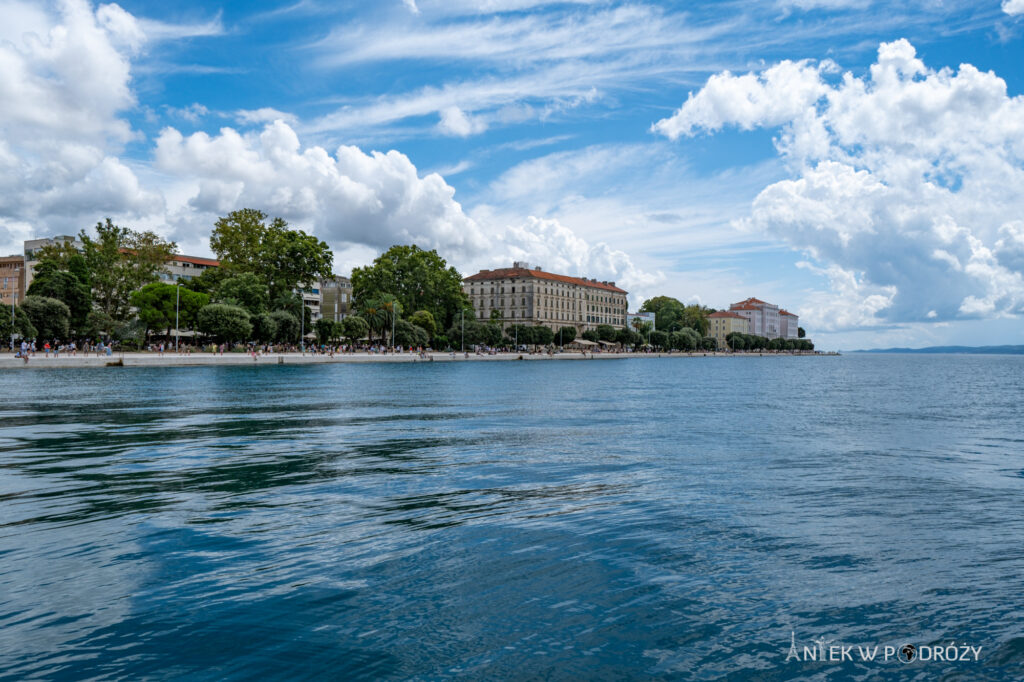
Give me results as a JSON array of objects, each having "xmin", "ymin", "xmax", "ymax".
[
  {"xmin": 235, "ymin": 107, "xmax": 298, "ymax": 126},
  {"xmin": 154, "ymin": 120, "xmax": 657, "ymax": 289},
  {"xmin": 656, "ymin": 39, "xmax": 1024, "ymax": 327},
  {"xmin": 437, "ymin": 106, "xmax": 488, "ymax": 137},
  {"xmin": 1002, "ymin": 0, "xmax": 1024, "ymax": 16}
]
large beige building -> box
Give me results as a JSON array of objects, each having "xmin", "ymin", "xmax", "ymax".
[
  {"xmin": 707, "ymin": 311, "xmax": 750, "ymax": 348},
  {"xmin": 0, "ymin": 256, "xmax": 25, "ymax": 307},
  {"xmin": 463, "ymin": 262, "xmax": 628, "ymax": 332},
  {"xmin": 319, "ymin": 276, "xmax": 353, "ymax": 321},
  {"xmin": 729, "ymin": 297, "xmax": 781, "ymax": 338}
]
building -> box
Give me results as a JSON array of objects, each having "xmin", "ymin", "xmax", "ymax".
[
  {"xmin": 463, "ymin": 262, "xmax": 628, "ymax": 332},
  {"xmin": 0, "ymin": 256, "xmax": 26, "ymax": 307},
  {"xmin": 319, "ymin": 276, "xmax": 353, "ymax": 322},
  {"xmin": 159, "ymin": 254, "xmax": 220, "ymax": 282},
  {"xmin": 729, "ymin": 297, "xmax": 781, "ymax": 339},
  {"xmin": 24, "ymin": 235, "xmax": 83, "ymax": 288},
  {"xmin": 779, "ymin": 309, "xmax": 799, "ymax": 340},
  {"xmin": 299, "ymin": 283, "xmax": 322, "ymax": 322},
  {"xmin": 707, "ymin": 310, "xmax": 750, "ymax": 348},
  {"xmin": 625, "ymin": 311, "xmax": 656, "ymax": 332}
]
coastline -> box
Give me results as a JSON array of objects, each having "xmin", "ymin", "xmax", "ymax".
[{"xmin": 0, "ymin": 350, "xmax": 836, "ymax": 369}]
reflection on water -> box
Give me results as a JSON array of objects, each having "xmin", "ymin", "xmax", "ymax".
[{"xmin": 1, "ymin": 357, "xmax": 1023, "ymax": 679}]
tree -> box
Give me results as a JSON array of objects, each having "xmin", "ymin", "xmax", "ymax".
[
  {"xmin": 631, "ymin": 318, "xmax": 653, "ymax": 342},
  {"xmin": 649, "ymin": 330, "xmax": 668, "ymax": 349},
  {"xmin": 702, "ymin": 336, "xmax": 718, "ymax": 351},
  {"xmin": 394, "ymin": 319, "xmax": 429, "ymax": 347},
  {"xmin": 272, "ymin": 292, "xmax": 312, "ymax": 330},
  {"xmin": 315, "ymin": 318, "xmax": 341, "ymax": 345},
  {"xmin": 215, "ymin": 272, "xmax": 269, "ymax": 315},
  {"xmin": 680, "ymin": 304, "xmax": 710, "ymax": 336},
  {"xmin": 21, "ymin": 296, "xmax": 71, "ymax": 341},
  {"xmin": 672, "ymin": 328, "xmax": 701, "ymax": 351},
  {"xmin": 350, "ymin": 245, "xmax": 468, "ymax": 332},
  {"xmin": 0, "ymin": 306, "xmax": 37, "ymax": 344},
  {"xmin": 252, "ymin": 313, "xmax": 278, "ymax": 343},
  {"xmin": 340, "ymin": 316, "xmax": 369, "ymax": 345},
  {"xmin": 408, "ymin": 310, "xmax": 437, "ymax": 337},
  {"xmin": 80, "ymin": 219, "xmax": 177, "ymax": 321},
  {"xmin": 798, "ymin": 327, "xmax": 806, "ymax": 338},
  {"xmin": 582, "ymin": 329, "xmax": 600, "ymax": 343},
  {"xmin": 506, "ymin": 324, "xmax": 534, "ymax": 347},
  {"xmin": 210, "ymin": 209, "xmax": 333, "ymax": 299},
  {"xmin": 557, "ymin": 326, "xmax": 577, "ymax": 345},
  {"xmin": 26, "ymin": 260, "xmax": 91, "ymax": 335},
  {"xmin": 640, "ymin": 296, "xmax": 685, "ymax": 331},
  {"xmin": 197, "ymin": 304, "xmax": 252, "ymax": 343},
  {"xmin": 615, "ymin": 327, "xmax": 637, "ymax": 348},
  {"xmin": 270, "ymin": 310, "xmax": 300, "ymax": 344},
  {"xmin": 84, "ymin": 310, "xmax": 114, "ymax": 338},
  {"xmin": 596, "ymin": 324, "xmax": 617, "ymax": 342},
  {"xmin": 532, "ymin": 326, "xmax": 554, "ymax": 347},
  {"xmin": 130, "ymin": 283, "xmax": 177, "ymax": 340}
]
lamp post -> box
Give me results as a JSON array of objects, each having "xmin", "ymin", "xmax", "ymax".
[
  {"xmin": 300, "ymin": 292, "xmax": 305, "ymax": 355},
  {"xmin": 461, "ymin": 308, "xmax": 465, "ymax": 353},
  {"xmin": 9, "ymin": 267, "xmax": 19, "ymax": 352},
  {"xmin": 174, "ymin": 281, "xmax": 181, "ymax": 353},
  {"xmin": 390, "ymin": 301, "xmax": 401, "ymax": 353}
]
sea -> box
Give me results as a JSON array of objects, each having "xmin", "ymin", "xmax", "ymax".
[{"xmin": 1, "ymin": 355, "xmax": 1022, "ymax": 680}]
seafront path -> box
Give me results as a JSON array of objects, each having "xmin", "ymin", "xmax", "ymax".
[{"xmin": 0, "ymin": 350, "xmax": 829, "ymax": 369}]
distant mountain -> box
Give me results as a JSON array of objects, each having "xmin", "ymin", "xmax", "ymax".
[{"xmin": 849, "ymin": 345, "xmax": 1024, "ymax": 355}]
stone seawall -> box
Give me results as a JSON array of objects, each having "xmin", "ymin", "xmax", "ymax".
[{"xmin": 0, "ymin": 351, "xmax": 833, "ymax": 369}]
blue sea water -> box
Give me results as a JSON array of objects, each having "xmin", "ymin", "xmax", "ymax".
[{"xmin": 1, "ymin": 355, "xmax": 1022, "ymax": 680}]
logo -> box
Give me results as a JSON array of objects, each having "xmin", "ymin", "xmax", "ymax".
[
  {"xmin": 784, "ymin": 632, "xmax": 981, "ymax": 665},
  {"xmin": 897, "ymin": 644, "xmax": 917, "ymax": 663}
]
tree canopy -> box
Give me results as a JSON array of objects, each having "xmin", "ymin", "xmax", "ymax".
[
  {"xmin": 351, "ymin": 245, "xmax": 468, "ymax": 331},
  {"xmin": 210, "ymin": 209, "xmax": 333, "ymax": 299}
]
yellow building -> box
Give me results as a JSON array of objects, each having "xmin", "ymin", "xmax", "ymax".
[{"xmin": 708, "ymin": 311, "xmax": 750, "ymax": 349}]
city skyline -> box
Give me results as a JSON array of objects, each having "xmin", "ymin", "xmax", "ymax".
[{"xmin": 2, "ymin": 0, "xmax": 1023, "ymax": 349}]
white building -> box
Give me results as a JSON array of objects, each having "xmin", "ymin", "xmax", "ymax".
[
  {"xmin": 779, "ymin": 309, "xmax": 800, "ymax": 340},
  {"xmin": 729, "ymin": 297, "xmax": 781, "ymax": 339}
]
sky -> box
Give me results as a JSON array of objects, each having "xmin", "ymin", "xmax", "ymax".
[{"xmin": 2, "ymin": 0, "xmax": 1024, "ymax": 349}]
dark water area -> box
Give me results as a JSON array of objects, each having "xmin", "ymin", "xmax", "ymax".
[{"xmin": 1, "ymin": 355, "xmax": 1023, "ymax": 680}]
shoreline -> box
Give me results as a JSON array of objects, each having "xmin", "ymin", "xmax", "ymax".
[{"xmin": 0, "ymin": 350, "xmax": 836, "ymax": 369}]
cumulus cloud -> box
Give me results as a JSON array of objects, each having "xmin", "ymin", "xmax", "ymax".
[
  {"xmin": 153, "ymin": 120, "xmax": 656, "ymax": 291},
  {"xmin": 437, "ymin": 106, "xmax": 488, "ymax": 137},
  {"xmin": 655, "ymin": 39, "xmax": 1024, "ymax": 329},
  {"xmin": 1003, "ymin": 0, "xmax": 1024, "ymax": 16}
]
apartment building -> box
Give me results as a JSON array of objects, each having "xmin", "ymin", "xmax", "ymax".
[
  {"xmin": 707, "ymin": 310, "xmax": 750, "ymax": 348},
  {"xmin": 159, "ymin": 254, "xmax": 220, "ymax": 282},
  {"xmin": 729, "ymin": 297, "xmax": 781, "ymax": 338},
  {"xmin": 0, "ymin": 256, "xmax": 25, "ymax": 307},
  {"xmin": 319, "ymin": 276, "xmax": 353, "ymax": 321},
  {"xmin": 463, "ymin": 262, "xmax": 628, "ymax": 332}
]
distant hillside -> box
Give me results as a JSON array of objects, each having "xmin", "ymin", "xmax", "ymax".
[{"xmin": 850, "ymin": 345, "xmax": 1024, "ymax": 355}]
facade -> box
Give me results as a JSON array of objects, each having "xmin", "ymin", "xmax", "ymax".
[
  {"xmin": 463, "ymin": 262, "xmax": 628, "ymax": 332},
  {"xmin": 779, "ymin": 309, "xmax": 799, "ymax": 340},
  {"xmin": 299, "ymin": 283, "xmax": 322, "ymax": 322},
  {"xmin": 707, "ymin": 311, "xmax": 750, "ymax": 348},
  {"xmin": 159, "ymin": 254, "xmax": 220, "ymax": 282},
  {"xmin": 319, "ymin": 276, "xmax": 353, "ymax": 322},
  {"xmin": 0, "ymin": 256, "xmax": 26, "ymax": 307},
  {"xmin": 625, "ymin": 311, "xmax": 656, "ymax": 333},
  {"xmin": 729, "ymin": 297, "xmax": 781, "ymax": 339},
  {"xmin": 24, "ymin": 235, "xmax": 84, "ymax": 289}
]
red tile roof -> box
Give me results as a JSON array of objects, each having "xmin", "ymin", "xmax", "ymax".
[
  {"xmin": 171, "ymin": 254, "xmax": 220, "ymax": 267},
  {"xmin": 464, "ymin": 267, "xmax": 627, "ymax": 293},
  {"xmin": 730, "ymin": 304, "xmax": 759, "ymax": 311},
  {"xmin": 708, "ymin": 311, "xmax": 746, "ymax": 319},
  {"xmin": 732, "ymin": 297, "xmax": 767, "ymax": 306},
  {"xmin": 779, "ymin": 309, "xmax": 798, "ymax": 317}
]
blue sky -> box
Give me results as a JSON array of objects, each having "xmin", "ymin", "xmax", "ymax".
[{"xmin": 2, "ymin": 0, "xmax": 1024, "ymax": 349}]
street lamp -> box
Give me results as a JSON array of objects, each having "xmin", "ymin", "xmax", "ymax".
[
  {"xmin": 461, "ymin": 308, "xmax": 465, "ymax": 353},
  {"xmin": 174, "ymin": 280, "xmax": 181, "ymax": 353},
  {"xmin": 390, "ymin": 300, "xmax": 401, "ymax": 352},
  {"xmin": 9, "ymin": 267, "xmax": 19, "ymax": 352}
]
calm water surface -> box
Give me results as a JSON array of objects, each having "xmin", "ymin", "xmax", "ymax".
[{"xmin": 1, "ymin": 355, "xmax": 1023, "ymax": 680}]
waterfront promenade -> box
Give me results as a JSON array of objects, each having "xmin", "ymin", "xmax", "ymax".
[{"xmin": 0, "ymin": 350, "xmax": 830, "ymax": 369}]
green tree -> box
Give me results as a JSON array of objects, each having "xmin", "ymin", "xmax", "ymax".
[
  {"xmin": 84, "ymin": 310, "xmax": 114, "ymax": 338},
  {"xmin": 340, "ymin": 315, "xmax": 369, "ymax": 346},
  {"xmin": 596, "ymin": 324, "xmax": 617, "ymax": 342},
  {"xmin": 197, "ymin": 304, "xmax": 252, "ymax": 343},
  {"xmin": 251, "ymin": 313, "xmax": 278, "ymax": 343},
  {"xmin": 130, "ymin": 282, "xmax": 177, "ymax": 340},
  {"xmin": 272, "ymin": 292, "xmax": 312, "ymax": 330},
  {"xmin": 408, "ymin": 310, "xmax": 437, "ymax": 337},
  {"xmin": 80, "ymin": 219, "xmax": 177, "ymax": 321},
  {"xmin": 702, "ymin": 336, "xmax": 718, "ymax": 351},
  {"xmin": 615, "ymin": 327, "xmax": 637, "ymax": 347},
  {"xmin": 21, "ymin": 296, "xmax": 71, "ymax": 341},
  {"xmin": 215, "ymin": 272, "xmax": 269, "ymax": 315},
  {"xmin": 649, "ymin": 330, "xmax": 668, "ymax": 349},
  {"xmin": 532, "ymin": 326, "xmax": 554, "ymax": 347},
  {"xmin": 26, "ymin": 260, "xmax": 91, "ymax": 334},
  {"xmin": 639, "ymin": 296, "xmax": 685, "ymax": 331},
  {"xmin": 315, "ymin": 318, "xmax": 341, "ymax": 345},
  {"xmin": 798, "ymin": 326, "xmax": 806, "ymax": 338},
  {"xmin": 210, "ymin": 209, "xmax": 333, "ymax": 299},
  {"xmin": 582, "ymin": 329, "xmax": 600, "ymax": 343},
  {"xmin": 557, "ymin": 326, "xmax": 577, "ymax": 345},
  {"xmin": 270, "ymin": 310, "xmax": 300, "ymax": 344},
  {"xmin": 350, "ymin": 245, "xmax": 467, "ymax": 331},
  {"xmin": 394, "ymin": 319, "xmax": 429, "ymax": 347},
  {"xmin": 0, "ymin": 306, "xmax": 37, "ymax": 344}
]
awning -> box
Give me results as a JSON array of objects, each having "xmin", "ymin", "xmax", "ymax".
[{"xmin": 573, "ymin": 339, "xmax": 597, "ymax": 346}]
